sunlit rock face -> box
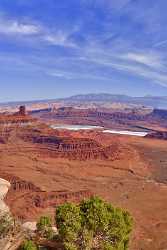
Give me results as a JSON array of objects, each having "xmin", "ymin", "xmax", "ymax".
[{"xmin": 0, "ymin": 178, "xmax": 10, "ymax": 215}]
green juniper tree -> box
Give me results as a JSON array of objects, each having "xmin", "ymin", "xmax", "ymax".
[
  {"xmin": 20, "ymin": 240, "xmax": 38, "ymax": 250},
  {"xmin": 55, "ymin": 197, "xmax": 133, "ymax": 250},
  {"xmin": 36, "ymin": 216, "xmax": 53, "ymax": 239},
  {"xmin": 56, "ymin": 203, "xmax": 82, "ymax": 250}
]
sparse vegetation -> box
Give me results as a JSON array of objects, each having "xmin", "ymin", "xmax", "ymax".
[
  {"xmin": 20, "ymin": 240, "xmax": 38, "ymax": 250},
  {"xmin": 56, "ymin": 196, "xmax": 133, "ymax": 250},
  {"xmin": 0, "ymin": 212, "xmax": 15, "ymax": 239},
  {"xmin": 36, "ymin": 216, "xmax": 54, "ymax": 240},
  {"xmin": 0, "ymin": 198, "xmax": 132, "ymax": 250}
]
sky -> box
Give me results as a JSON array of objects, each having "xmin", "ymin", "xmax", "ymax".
[{"xmin": 0, "ymin": 0, "xmax": 167, "ymax": 101}]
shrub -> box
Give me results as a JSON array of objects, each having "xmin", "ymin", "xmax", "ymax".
[
  {"xmin": 20, "ymin": 240, "xmax": 38, "ymax": 250},
  {"xmin": 0, "ymin": 212, "xmax": 14, "ymax": 239},
  {"xmin": 55, "ymin": 197, "xmax": 133, "ymax": 250},
  {"xmin": 36, "ymin": 216, "xmax": 53, "ymax": 239},
  {"xmin": 56, "ymin": 203, "xmax": 82, "ymax": 244}
]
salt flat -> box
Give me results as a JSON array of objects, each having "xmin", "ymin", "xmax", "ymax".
[
  {"xmin": 103, "ymin": 130, "xmax": 148, "ymax": 137},
  {"xmin": 51, "ymin": 124, "xmax": 102, "ymax": 130},
  {"xmin": 51, "ymin": 124, "xmax": 148, "ymax": 137}
]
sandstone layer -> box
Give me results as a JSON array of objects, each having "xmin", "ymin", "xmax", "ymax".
[{"xmin": 0, "ymin": 114, "xmax": 167, "ymax": 250}]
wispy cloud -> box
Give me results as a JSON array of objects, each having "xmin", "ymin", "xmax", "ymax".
[
  {"xmin": 108, "ymin": 61, "xmax": 167, "ymax": 87},
  {"xmin": 43, "ymin": 32, "xmax": 76, "ymax": 47},
  {"xmin": 153, "ymin": 40, "xmax": 167, "ymax": 48},
  {"xmin": 80, "ymin": 46, "xmax": 167, "ymax": 87},
  {"xmin": 48, "ymin": 71, "xmax": 73, "ymax": 79},
  {"xmin": 119, "ymin": 52, "xmax": 165, "ymax": 70},
  {"xmin": 0, "ymin": 18, "xmax": 39, "ymax": 35},
  {"xmin": 48, "ymin": 69, "xmax": 112, "ymax": 81},
  {"xmin": 0, "ymin": 15, "xmax": 77, "ymax": 48},
  {"xmin": 0, "ymin": 0, "xmax": 167, "ymax": 93}
]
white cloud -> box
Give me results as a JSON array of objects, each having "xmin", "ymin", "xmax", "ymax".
[
  {"xmin": 44, "ymin": 32, "xmax": 76, "ymax": 47},
  {"xmin": 0, "ymin": 19, "xmax": 39, "ymax": 35},
  {"xmin": 0, "ymin": 15, "xmax": 77, "ymax": 48},
  {"xmin": 120, "ymin": 52, "xmax": 165, "ymax": 70},
  {"xmin": 81, "ymin": 47, "xmax": 167, "ymax": 87},
  {"xmin": 48, "ymin": 70, "xmax": 111, "ymax": 81},
  {"xmin": 49, "ymin": 71, "xmax": 73, "ymax": 79},
  {"xmin": 108, "ymin": 61, "xmax": 167, "ymax": 86},
  {"xmin": 1, "ymin": 10, "xmax": 167, "ymax": 88}
]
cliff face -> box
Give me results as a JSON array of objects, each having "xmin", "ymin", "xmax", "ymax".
[
  {"xmin": 146, "ymin": 131, "xmax": 167, "ymax": 140},
  {"xmin": 0, "ymin": 115, "xmax": 35, "ymax": 125},
  {"xmin": 21, "ymin": 133, "xmax": 120, "ymax": 161},
  {"xmin": 7, "ymin": 189, "xmax": 92, "ymax": 221},
  {"xmin": 34, "ymin": 107, "xmax": 167, "ymax": 130},
  {"xmin": 0, "ymin": 171, "xmax": 40, "ymax": 192},
  {"xmin": 0, "ymin": 171, "xmax": 92, "ymax": 220},
  {"xmin": 52, "ymin": 107, "xmax": 167, "ymax": 123},
  {"xmin": 0, "ymin": 106, "xmax": 36, "ymax": 125},
  {"xmin": 1, "ymin": 164, "xmax": 92, "ymax": 220},
  {"xmin": 147, "ymin": 109, "xmax": 167, "ymax": 123},
  {"xmin": 145, "ymin": 110, "xmax": 167, "ymax": 139},
  {"xmin": 40, "ymin": 107, "xmax": 147, "ymax": 121},
  {"xmin": 0, "ymin": 110, "xmax": 122, "ymax": 161}
]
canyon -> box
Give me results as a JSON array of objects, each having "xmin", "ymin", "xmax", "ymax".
[
  {"xmin": 31, "ymin": 106, "xmax": 167, "ymax": 133},
  {"xmin": 0, "ymin": 106, "xmax": 167, "ymax": 249}
]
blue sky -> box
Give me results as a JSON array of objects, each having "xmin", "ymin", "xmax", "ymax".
[{"xmin": 0, "ymin": 0, "xmax": 167, "ymax": 101}]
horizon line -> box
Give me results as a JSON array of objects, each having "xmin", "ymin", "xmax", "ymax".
[{"xmin": 0, "ymin": 92, "xmax": 167, "ymax": 105}]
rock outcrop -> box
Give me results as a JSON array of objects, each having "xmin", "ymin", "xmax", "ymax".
[
  {"xmin": 0, "ymin": 172, "xmax": 92, "ymax": 220},
  {"xmin": 146, "ymin": 131, "xmax": 167, "ymax": 140},
  {"xmin": 0, "ymin": 171, "xmax": 41, "ymax": 192},
  {"xmin": 40, "ymin": 107, "xmax": 147, "ymax": 121},
  {"xmin": 148, "ymin": 109, "xmax": 167, "ymax": 120},
  {"xmin": 18, "ymin": 106, "xmax": 26, "ymax": 116},
  {"xmin": 11, "ymin": 190, "xmax": 92, "ymax": 211},
  {"xmin": 0, "ymin": 106, "xmax": 35, "ymax": 125},
  {"xmin": 34, "ymin": 107, "xmax": 167, "ymax": 130},
  {"xmin": 21, "ymin": 132, "xmax": 119, "ymax": 160},
  {"xmin": 0, "ymin": 178, "xmax": 10, "ymax": 215}
]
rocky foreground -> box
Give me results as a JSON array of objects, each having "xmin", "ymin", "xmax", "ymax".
[{"xmin": 0, "ymin": 178, "xmax": 10, "ymax": 215}]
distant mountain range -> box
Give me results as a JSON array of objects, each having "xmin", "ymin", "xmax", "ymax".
[
  {"xmin": 1, "ymin": 93, "xmax": 167, "ymax": 109},
  {"xmin": 60, "ymin": 94, "xmax": 167, "ymax": 109}
]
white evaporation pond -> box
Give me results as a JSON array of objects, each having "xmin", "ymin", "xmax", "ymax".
[
  {"xmin": 51, "ymin": 124, "xmax": 148, "ymax": 137},
  {"xmin": 51, "ymin": 125, "xmax": 103, "ymax": 131},
  {"xmin": 103, "ymin": 130, "xmax": 148, "ymax": 137}
]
